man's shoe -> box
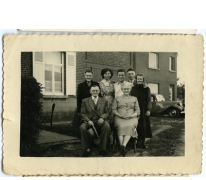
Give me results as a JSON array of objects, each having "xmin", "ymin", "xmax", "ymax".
[
  {"xmin": 99, "ymin": 150, "xmax": 108, "ymax": 157},
  {"xmin": 82, "ymin": 150, "xmax": 91, "ymax": 157}
]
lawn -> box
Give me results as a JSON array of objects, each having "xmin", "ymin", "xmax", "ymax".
[{"xmin": 37, "ymin": 117, "xmax": 185, "ymax": 157}]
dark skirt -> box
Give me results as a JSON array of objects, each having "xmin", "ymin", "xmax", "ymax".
[
  {"xmin": 137, "ymin": 116, "xmax": 152, "ymax": 138},
  {"xmin": 137, "ymin": 102, "xmax": 152, "ymax": 138}
]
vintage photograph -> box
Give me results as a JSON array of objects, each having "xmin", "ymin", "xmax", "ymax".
[
  {"xmin": 20, "ymin": 51, "xmax": 185, "ymax": 157},
  {"xmin": 3, "ymin": 34, "xmax": 202, "ymax": 175}
]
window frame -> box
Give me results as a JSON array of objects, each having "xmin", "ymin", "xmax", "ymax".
[
  {"xmin": 169, "ymin": 56, "xmax": 176, "ymax": 72},
  {"xmin": 148, "ymin": 52, "xmax": 159, "ymax": 70},
  {"xmin": 33, "ymin": 52, "xmax": 65, "ymax": 96},
  {"xmin": 147, "ymin": 82, "xmax": 159, "ymax": 94}
]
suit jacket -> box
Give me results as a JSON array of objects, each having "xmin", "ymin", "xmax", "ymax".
[
  {"xmin": 80, "ymin": 97, "xmax": 109, "ymax": 122},
  {"xmin": 77, "ymin": 80, "xmax": 100, "ymax": 113}
]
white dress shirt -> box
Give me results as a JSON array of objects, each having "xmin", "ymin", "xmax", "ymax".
[
  {"xmin": 92, "ymin": 96, "xmax": 99, "ymax": 105},
  {"xmin": 114, "ymin": 81, "xmax": 132, "ymax": 98}
]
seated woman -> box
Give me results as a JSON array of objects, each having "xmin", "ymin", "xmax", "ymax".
[{"xmin": 112, "ymin": 83, "xmax": 140, "ymax": 156}]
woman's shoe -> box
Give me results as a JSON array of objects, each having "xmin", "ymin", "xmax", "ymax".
[
  {"xmin": 141, "ymin": 143, "xmax": 148, "ymax": 149},
  {"xmin": 121, "ymin": 146, "xmax": 126, "ymax": 157},
  {"xmin": 137, "ymin": 141, "xmax": 142, "ymax": 148},
  {"xmin": 119, "ymin": 145, "xmax": 123, "ymax": 154},
  {"xmin": 141, "ymin": 138, "xmax": 147, "ymax": 149}
]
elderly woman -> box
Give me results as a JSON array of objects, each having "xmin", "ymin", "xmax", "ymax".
[
  {"xmin": 130, "ymin": 73, "xmax": 152, "ymax": 149},
  {"xmin": 112, "ymin": 83, "xmax": 140, "ymax": 156}
]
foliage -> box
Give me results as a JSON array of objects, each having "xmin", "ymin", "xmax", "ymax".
[
  {"xmin": 20, "ymin": 77, "xmax": 43, "ymax": 156},
  {"xmin": 72, "ymin": 108, "xmax": 81, "ymax": 139},
  {"xmin": 177, "ymin": 82, "xmax": 185, "ymax": 100}
]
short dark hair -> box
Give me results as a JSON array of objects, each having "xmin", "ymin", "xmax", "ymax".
[
  {"xmin": 84, "ymin": 70, "xmax": 93, "ymax": 74},
  {"xmin": 117, "ymin": 69, "xmax": 126, "ymax": 75},
  {"xmin": 136, "ymin": 73, "xmax": 144, "ymax": 82},
  {"xmin": 90, "ymin": 85, "xmax": 99, "ymax": 90},
  {"xmin": 127, "ymin": 68, "xmax": 135, "ymax": 73},
  {"xmin": 101, "ymin": 68, "xmax": 113, "ymax": 79}
]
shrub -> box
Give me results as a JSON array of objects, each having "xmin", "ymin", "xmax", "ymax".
[{"xmin": 20, "ymin": 77, "xmax": 43, "ymax": 156}]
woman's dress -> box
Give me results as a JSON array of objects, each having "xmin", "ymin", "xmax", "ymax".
[
  {"xmin": 99, "ymin": 79, "xmax": 115, "ymax": 123},
  {"xmin": 130, "ymin": 84, "xmax": 152, "ymax": 138},
  {"xmin": 112, "ymin": 95, "xmax": 140, "ymax": 137}
]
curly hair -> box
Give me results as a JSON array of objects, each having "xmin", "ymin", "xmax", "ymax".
[{"xmin": 101, "ymin": 68, "xmax": 113, "ymax": 79}]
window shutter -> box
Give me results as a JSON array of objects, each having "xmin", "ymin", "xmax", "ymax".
[
  {"xmin": 155, "ymin": 53, "xmax": 158, "ymax": 68},
  {"xmin": 33, "ymin": 52, "xmax": 44, "ymax": 90},
  {"xmin": 66, "ymin": 52, "xmax": 76, "ymax": 95},
  {"xmin": 149, "ymin": 53, "xmax": 152, "ymax": 68}
]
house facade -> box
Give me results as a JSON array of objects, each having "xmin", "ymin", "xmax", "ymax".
[{"xmin": 21, "ymin": 51, "xmax": 177, "ymax": 121}]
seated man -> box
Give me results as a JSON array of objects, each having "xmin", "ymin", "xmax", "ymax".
[{"xmin": 79, "ymin": 85, "xmax": 111, "ymax": 157}]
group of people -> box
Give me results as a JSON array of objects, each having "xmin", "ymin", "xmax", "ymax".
[{"xmin": 77, "ymin": 68, "xmax": 152, "ymax": 157}]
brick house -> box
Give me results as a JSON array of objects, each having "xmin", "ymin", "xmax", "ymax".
[{"xmin": 21, "ymin": 51, "xmax": 177, "ymax": 121}]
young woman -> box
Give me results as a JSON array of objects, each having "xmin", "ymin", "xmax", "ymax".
[
  {"xmin": 99, "ymin": 68, "xmax": 115, "ymax": 110},
  {"xmin": 130, "ymin": 74, "xmax": 152, "ymax": 149}
]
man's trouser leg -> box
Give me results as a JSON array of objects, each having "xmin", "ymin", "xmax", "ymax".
[
  {"xmin": 79, "ymin": 123, "xmax": 90, "ymax": 150},
  {"xmin": 99, "ymin": 121, "xmax": 111, "ymax": 150}
]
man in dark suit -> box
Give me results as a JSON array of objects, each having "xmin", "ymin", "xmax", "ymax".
[
  {"xmin": 77, "ymin": 70, "xmax": 100, "ymax": 113},
  {"xmin": 79, "ymin": 85, "xmax": 111, "ymax": 157},
  {"xmin": 127, "ymin": 68, "xmax": 137, "ymax": 85}
]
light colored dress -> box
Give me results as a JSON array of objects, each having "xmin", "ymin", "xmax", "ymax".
[
  {"xmin": 99, "ymin": 79, "xmax": 115, "ymax": 108},
  {"xmin": 112, "ymin": 95, "xmax": 140, "ymax": 137}
]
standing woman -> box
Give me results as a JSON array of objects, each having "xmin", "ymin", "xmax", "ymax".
[
  {"xmin": 99, "ymin": 68, "xmax": 115, "ymax": 112},
  {"xmin": 130, "ymin": 74, "xmax": 152, "ymax": 149},
  {"xmin": 99, "ymin": 68, "xmax": 115, "ymax": 146}
]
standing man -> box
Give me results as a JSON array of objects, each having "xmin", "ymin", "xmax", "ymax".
[
  {"xmin": 77, "ymin": 70, "xmax": 100, "ymax": 114},
  {"xmin": 80, "ymin": 85, "xmax": 111, "ymax": 157},
  {"xmin": 114, "ymin": 69, "xmax": 132, "ymax": 98},
  {"xmin": 127, "ymin": 68, "xmax": 137, "ymax": 85}
]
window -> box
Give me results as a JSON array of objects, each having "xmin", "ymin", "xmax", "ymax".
[
  {"xmin": 148, "ymin": 83, "xmax": 159, "ymax": 94},
  {"xmin": 33, "ymin": 52, "xmax": 76, "ymax": 96},
  {"xmin": 169, "ymin": 57, "xmax": 176, "ymax": 71},
  {"xmin": 149, "ymin": 53, "xmax": 159, "ymax": 69}
]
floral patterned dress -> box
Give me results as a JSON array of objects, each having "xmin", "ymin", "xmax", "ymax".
[
  {"xmin": 99, "ymin": 79, "xmax": 115, "ymax": 108},
  {"xmin": 99, "ymin": 79, "xmax": 115, "ymax": 123}
]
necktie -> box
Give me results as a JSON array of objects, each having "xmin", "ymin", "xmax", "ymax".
[{"xmin": 93, "ymin": 97, "xmax": 97, "ymax": 105}]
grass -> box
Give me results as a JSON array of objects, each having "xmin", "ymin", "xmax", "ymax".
[{"xmin": 38, "ymin": 116, "xmax": 185, "ymax": 157}]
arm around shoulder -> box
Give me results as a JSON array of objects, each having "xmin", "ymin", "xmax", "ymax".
[{"xmin": 147, "ymin": 87, "xmax": 152, "ymax": 111}]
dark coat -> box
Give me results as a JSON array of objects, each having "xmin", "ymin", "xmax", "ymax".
[
  {"xmin": 130, "ymin": 84, "xmax": 152, "ymax": 138},
  {"xmin": 77, "ymin": 80, "xmax": 100, "ymax": 113},
  {"xmin": 80, "ymin": 97, "xmax": 109, "ymax": 122}
]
